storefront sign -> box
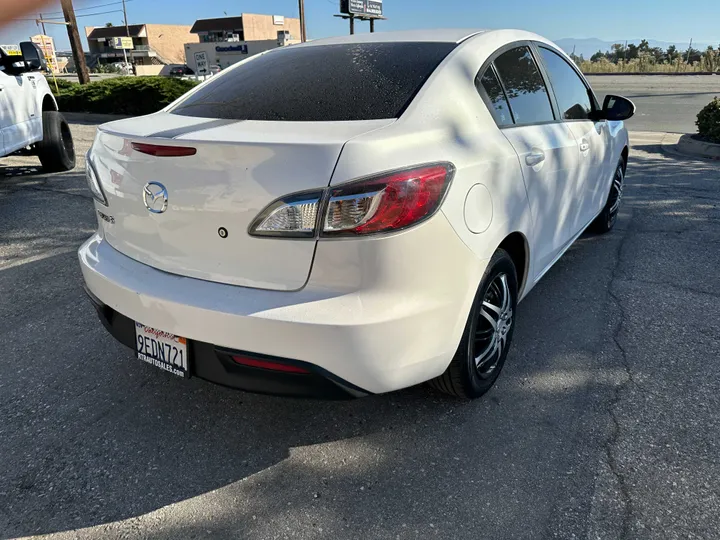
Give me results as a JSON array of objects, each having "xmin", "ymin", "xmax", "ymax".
[{"xmin": 215, "ymin": 44, "xmax": 248, "ymax": 54}]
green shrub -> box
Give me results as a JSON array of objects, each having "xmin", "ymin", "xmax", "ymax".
[
  {"xmin": 696, "ymin": 97, "xmax": 720, "ymax": 143},
  {"xmin": 53, "ymin": 76, "xmax": 198, "ymax": 116}
]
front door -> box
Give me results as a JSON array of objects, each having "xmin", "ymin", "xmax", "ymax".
[{"xmin": 535, "ymin": 45, "xmax": 610, "ymax": 233}]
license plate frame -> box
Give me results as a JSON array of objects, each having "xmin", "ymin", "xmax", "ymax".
[{"xmin": 134, "ymin": 322, "xmax": 189, "ymax": 378}]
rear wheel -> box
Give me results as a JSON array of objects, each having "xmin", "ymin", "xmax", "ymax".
[
  {"xmin": 37, "ymin": 111, "xmax": 76, "ymax": 172},
  {"xmin": 429, "ymin": 249, "xmax": 518, "ymax": 399},
  {"xmin": 590, "ymin": 160, "xmax": 624, "ymax": 234}
]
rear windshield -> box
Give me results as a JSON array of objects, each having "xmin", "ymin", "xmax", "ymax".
[{"xmin": 170, "ymin": 42, "xmax": 457, "ymax": 121}]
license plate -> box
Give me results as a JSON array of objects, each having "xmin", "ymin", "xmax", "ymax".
[{"xmin": 135, "ymin": 322, "xmax": 189, "ymax": 378}]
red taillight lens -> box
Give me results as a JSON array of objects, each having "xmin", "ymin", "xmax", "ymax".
[
  {"xmin": 231, "ymin": 355, "xmax": 310, "ymax": 374},
  {"xmin": 131, "ymin": 143, "xmax": 197, "ymax": 157},
  {"xmin": 247, "ymin": 162, "xmax": 454, "ymax": 239},
  {"xmin": 322, "ymin": 163, "xmax": 454, "ymax": 237}
]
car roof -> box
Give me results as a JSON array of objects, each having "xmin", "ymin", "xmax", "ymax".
[{"xmin": 301, "ymin": 28, "xmax": 488, "ymax": 46}]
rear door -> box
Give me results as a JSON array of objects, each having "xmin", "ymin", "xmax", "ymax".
[
  {"xmin": 484, "ymin": 45, "xmax": 581, "ymax": 277},
  {"xmin": 535, "ymin": 44, "xmax": 609, "ymax": 233}
]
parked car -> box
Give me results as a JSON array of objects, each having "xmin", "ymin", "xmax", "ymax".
[
  {"xmin": 0, "ymin": 42, "xmax": 75, "ymax": 171},
  {"xmin": 167, "ymin": 65, "xmax": 194, "ymax": 77},
  {"xmin": 79, "ymin": 29, "xmax": 634, "ymax": 399}
]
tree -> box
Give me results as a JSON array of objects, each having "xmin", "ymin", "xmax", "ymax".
[
  {"xmin": 105, "ymin": 22, "xmax": 113, "ymax": 27},
  {"xmin": 649, "ymin": 47, "xmax": 665, "ymax": 63},
  {"xmin": 626, "ymin": 43, "xmax": 639, "ymax": 60},
  {"xmin": 666, "ymin": 44, "xmax": 680, "ymax": 62},
  {"xmin": 685, "ymin": 46, "xmax": 702, "ymax": 64},
  {"xmin": 591, "ymin": 50, "xmax": 605, "ymax": 62}
]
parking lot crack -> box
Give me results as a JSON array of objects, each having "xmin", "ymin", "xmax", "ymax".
[{"xmin": 603, "ymin": 212, "xmax": 639, "ymax": 540}]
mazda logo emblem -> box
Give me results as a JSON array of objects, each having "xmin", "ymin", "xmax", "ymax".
[{"xmin": 143, "ymin": 182, "xmax": 168, "ymax": 214}]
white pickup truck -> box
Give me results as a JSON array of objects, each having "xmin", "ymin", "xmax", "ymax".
[{"xmin": 0, "ymin": 42, "xmax": 75, "ymax": 171}]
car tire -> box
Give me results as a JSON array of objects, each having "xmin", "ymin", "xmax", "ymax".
[
  {"xmin": 429, "ymin": 249, "xmax": 518, "ymax": 399},
  {"xmin": 590, "ymin": 160, "xmax": 625, "ymax": 234},
  {"xmin": 37, "ymin": 111, "xmax": 76, "ymax": 172}
]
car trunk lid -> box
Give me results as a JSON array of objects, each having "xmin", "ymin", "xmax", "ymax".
[{"xmin": 92, "ymin": 113, "xmax": 394, "ymax": 290}]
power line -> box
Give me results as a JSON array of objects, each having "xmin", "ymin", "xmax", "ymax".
[
  {"xmin": 32, "ymin": 9, "xmax": 125, "ymax": 21},
  {"xmin": 43, "ymin": 0, "xmax": 134, "ymax": 16}
]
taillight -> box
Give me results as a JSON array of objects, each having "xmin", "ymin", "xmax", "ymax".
[
  {"xmin": 131, "ymin": 143, "xmax": 197, "ymax": 157},
  {"xmin": 248, "ymin": 191, "xmax": 323, "ymax": 238},
  {"xmin": 323, "ymin": 164, "xmax": 453, "ymax": 236},
  {"xmin": 248, "ymin": 163, "xmax": 454, "ymax": 239}
]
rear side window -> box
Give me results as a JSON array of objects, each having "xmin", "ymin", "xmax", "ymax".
[
  {"xmin": 537, "ymin": 46, "xmax": 593, "ymax": 120},
  {"xmin": 171, "ymin": 42, "xmax": 457, "ymax": 121},
  {"xmin": 492, "ymin": 46, "xmax": 554, "ymax": 125},
  {"xmin": 476, "ymin": 67, "xmax": 513, "ymax": 126}
]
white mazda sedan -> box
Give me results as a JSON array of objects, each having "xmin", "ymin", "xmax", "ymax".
[{"xmin": 79, "ymin": 29, "xmax": 634, "ymax": 399}]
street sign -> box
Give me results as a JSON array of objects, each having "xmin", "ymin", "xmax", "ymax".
[
  {"xmin": 194, "ymin": 51, "xmax": 209, "ymax": 76},
  {"xmin": 340, "ymin": 0, "xmax": 383, "ymax": 16},
  {"xmin": 112, "ymin": 37, "xmax": 134, "ymax": 50}
]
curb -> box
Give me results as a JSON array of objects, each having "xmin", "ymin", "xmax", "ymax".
[
  {"xmin": 631, "ymin": 131, "xmax": 720, "ymax": 161},
  {"xmin": 676, "ymin": 134, "xmax": 720, "ymax": 160},
  {"xmin": 63, "ymin": 112, "xmax": 132, "ymax": 125}
]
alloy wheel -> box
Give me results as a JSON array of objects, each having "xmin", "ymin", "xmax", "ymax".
[
  {"xmin": 607, "ymin": 165, "xmax": 624, "ymax": 226},
  {"xmin": 473, "ymin": 273, "xmax": 513, "ymax": 379}
]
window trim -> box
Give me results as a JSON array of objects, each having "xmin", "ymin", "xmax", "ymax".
[
  {"xmin": 475, "ymin": 63, "xmax": 515, "ymax": 126},
  {"xmin": 531, "ymin": 42, "xmax": 602, "ymax": 123},
  {"xmin": 474, "ymin": 40, "xmax": 604, "ymax": 129},
  {"xmin": 474, "ymin": 40, "xmax": 558, "ymax": 128}
]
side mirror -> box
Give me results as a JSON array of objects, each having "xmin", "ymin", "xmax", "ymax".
[
  {"xmin": 602, "ymin": 94, "xmax": 635, "ymax": 121},
  {"xmin": 19, "ymin": 41, "xmax": 48, "ymax": 72}
]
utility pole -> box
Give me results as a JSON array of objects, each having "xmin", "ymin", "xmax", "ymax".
[
  {"xmin": 38, "ymin": 13, "xmax": 47, "ymax": 34},
  {"xmin": 121, "ymin": 0, "xmax": 134, "ymax": 74},
  {"xmin": 122, "ymin": 0, "xmax": 130, "ymax": 38},
  {"xmin": 60, "ymin": 0, "xmax": 90, "ymax": 84},
  {"xmin": 686, "ymin": 38, "xmax": 693, "ymax": 63},
  {"xmin": 298, "ymin": 0, "xmax": 306, "ymax": 42}
]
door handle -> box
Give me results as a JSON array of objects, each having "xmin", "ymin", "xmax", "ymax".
[
  {"xmin": 579, "ymin": 140, "xmax": 590, "ymax": 152},
  {"xmin": 525, "ymin": 149, "xmax": 546, "ymax": 167}
]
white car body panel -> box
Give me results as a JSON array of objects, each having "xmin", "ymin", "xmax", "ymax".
[
  {"xmin": 80, "ymin": 29, "xmax": 629, "ymax": 394},
  {"xmin": 92, "ymin": 117, "xmax": 394, "ymax": 290},
  {"xmin": 0, "ymin": 70, "xmax": 48, "ymax": 155}
]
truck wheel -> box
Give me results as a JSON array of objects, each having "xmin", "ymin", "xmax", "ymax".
[{"xmin": 37, "ymin": 111, "xmax": 76, "ymax": 172}]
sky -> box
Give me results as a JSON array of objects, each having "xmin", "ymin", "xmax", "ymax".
[{"xmin": 2, "ymin": 0, "xmax": 719, "ymax": 51}]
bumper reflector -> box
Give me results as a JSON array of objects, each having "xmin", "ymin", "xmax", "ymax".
[{"xmin": 231, "ymin": 355, "xmax": 310, "ymax": 374}]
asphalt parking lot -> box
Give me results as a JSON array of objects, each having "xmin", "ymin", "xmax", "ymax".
[
  {"xmin": 586, "ymin": 74, "xmax": 720, "ymax": 134},
  {"xmin": 1, "ymin": 118, "xmax": 719, "ymax": 539}
]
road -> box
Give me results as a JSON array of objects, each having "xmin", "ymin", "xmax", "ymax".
[
  {"xmin": 1, "ymin": 124, "xmax": 720, "ymax": 539},
  {"xmin": 586, "ymin": 74, "xmax": 720, "ymax": 134}
]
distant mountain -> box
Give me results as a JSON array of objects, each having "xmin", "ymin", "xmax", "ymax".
[{"xmin": 554, "ymin": 38, "xmax": 713, "ymax": 59}]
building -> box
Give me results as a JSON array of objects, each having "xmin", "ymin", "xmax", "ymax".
[
  {"xmin": 184, "ymin": 14, "xmax": 300, "ymax": 73},
  {"xmin": 85, "ymin": 24, "xmax": 198, "ymax": 75}
]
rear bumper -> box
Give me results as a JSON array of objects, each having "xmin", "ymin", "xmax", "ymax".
[
  {"xmin": 78, "ymin": 215, "xmax": 486, "ymax": 396},
  {"xmin": 85, "ymin": 287, "xmax": 367, "ymax": 399}
]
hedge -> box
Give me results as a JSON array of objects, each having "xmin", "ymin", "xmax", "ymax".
[
  {"xmin": 53, "ymin": 76, "xmax": 198, "ymax": 116},
  {"xmin": 696, "ymin": 97, "xmax": 720, "ymax": 143}
]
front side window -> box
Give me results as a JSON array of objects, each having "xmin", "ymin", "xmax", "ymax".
[
  {"xmin": 492, "ymin": 46, "xmax": 554, "ymax": 125},
  {"xmin": 171, "ymin": 42, "xmax": 457, "ymax": 121},
  {"xmin": 537, "ymin": 46, "xmax": 593, "ymax": 120},
  {"xmin": 476, "ymin": 67, "xmax": 513, "ymax": 127}
]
